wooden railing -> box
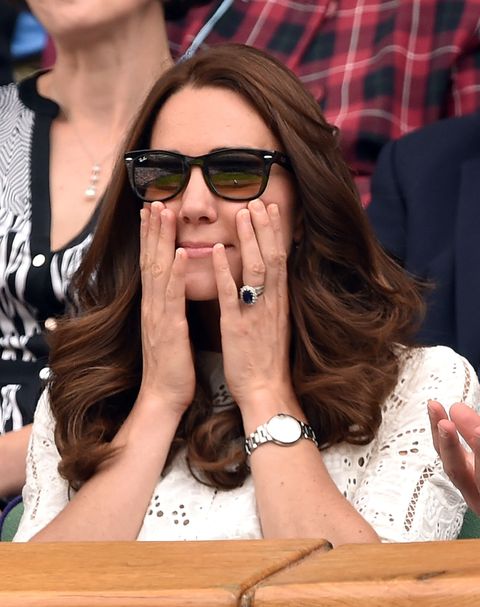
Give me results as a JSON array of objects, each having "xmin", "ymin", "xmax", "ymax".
[{"xmin": 1, "ymin": 538, "xmax": 479, "ymax": 606}]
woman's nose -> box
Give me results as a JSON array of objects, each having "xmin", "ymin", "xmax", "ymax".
[{"xmin": 177, "ymin": 167, "xmax": 218, "ymax": 224}]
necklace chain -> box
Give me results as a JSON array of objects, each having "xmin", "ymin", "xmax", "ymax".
[{"xmin": 67, "ymin": 118, "xmax": 115, "ymax": 202}]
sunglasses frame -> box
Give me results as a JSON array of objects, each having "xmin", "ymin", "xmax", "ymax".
[{"xmin": 124, "ymin": 148, "xmax": 292, "ymax": 202}]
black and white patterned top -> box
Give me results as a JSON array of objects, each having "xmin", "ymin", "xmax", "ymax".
[{"xmin": 0, "ymin": 74, "xmax": 97, "ymax": 433}]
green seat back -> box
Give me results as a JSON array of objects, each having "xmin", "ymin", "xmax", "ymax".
[
  {"xmin": 458, "ymin": 508, "xmax": 480, "ymax": 539},
  {"xmin": 0, "ymin": 501, "xmax": 24, "ymax": 542}
]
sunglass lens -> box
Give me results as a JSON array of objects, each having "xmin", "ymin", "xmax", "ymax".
[
  {"xmin": 133, "ymin": 153, "xmax": 184, "ymax": 201},
  {"xmin": 208, "ymin": 152, "xmax": 264, "ymax": 199}
]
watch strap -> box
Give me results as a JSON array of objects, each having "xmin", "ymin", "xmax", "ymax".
[{"xmin": 245, "ymin": 415, "xmax": 318, "ymax": 455}]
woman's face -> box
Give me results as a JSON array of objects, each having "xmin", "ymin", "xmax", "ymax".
[{"xmin": 148, "ymin": 85, "xmax": 298, "ymax": 301}]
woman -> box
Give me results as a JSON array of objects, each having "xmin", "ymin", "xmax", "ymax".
[
  {"xmin": 14, "ymin": 45, "xmax": 479, "ymax": 545},
  {"xmin": 0, "ymin": 0, "xmax": 207, "ymax": 502}
]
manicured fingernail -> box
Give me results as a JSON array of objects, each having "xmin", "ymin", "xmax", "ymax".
[
  {"xmin": 268, "ymin": 203, "xmax": 279, "ymax": 216},
  {"xmin": 438, "ymin": 425, "xmax": 448, "ymax": 438},
  {"xmin": 238, "ymin": 209, "xmax": 251, "ymax": 222},
  {"xmin": 213, "ymin": 243, "xmax": 224, "ymax": 250},
  {"xmin": 249, "ymin": 199, "xmax": 263, "ymax": 212}
]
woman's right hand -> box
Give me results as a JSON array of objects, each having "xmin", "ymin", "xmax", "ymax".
[{"xmin": 138, "ymin": 202, "xmax": 195, "ymax": 415}]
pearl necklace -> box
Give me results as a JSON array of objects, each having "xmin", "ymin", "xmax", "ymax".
[
  {"xmin": 85, "ymin": 163, "xmax": 102, "ymax": 201},
  {"xmin": 68, "ymin": 120, "xmax": 114, "ymax": 201},
  {"xmin": 80, "ymin": 148, "xmax": 114, "ymax": 202}
]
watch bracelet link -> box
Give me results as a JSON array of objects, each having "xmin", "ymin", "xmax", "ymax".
[{"xmin": 245, "ymin": 416, "xmax": 318, "ymax": 456}]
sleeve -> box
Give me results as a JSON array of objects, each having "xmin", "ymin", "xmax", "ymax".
[
  {"xmin": 352, "ymin": 346, "xmax": 480, "ymax": 543},
  {"xmin": 13, "ymin": 391, "xmax": 69, "ymax": 542},
  {"xmin": 367, "ymin": 140, "xmax": 407, "ymax": 263}
]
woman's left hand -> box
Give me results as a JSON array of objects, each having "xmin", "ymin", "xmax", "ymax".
[{"xmin": 212, "ymin": 199, "xmax": 295, "ymax": 412}]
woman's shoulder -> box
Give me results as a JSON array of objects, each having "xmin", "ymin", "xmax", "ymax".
[
  {"xmin": 398, "ymin": 344, "xmax": 475, "ymax": 376},
  {"xmin": 373, "ymin": 345, "xmax": 479, "ymax": 446},
  {"xmin": 0, "ymin": 81, "xmax": 21, "ymax": 112},
  {"xmin": 32, "ymin": 390, "xmax": 56, "ymax": 431},
  {"xmin": 0, "ymin": 80, "xmax": 33, "ymax": 145},
  {"xmin": 392, "ymin": 345, "xmax": 479, "ymax": 407}
]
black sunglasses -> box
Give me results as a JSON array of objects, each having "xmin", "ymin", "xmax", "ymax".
[{"xmin": 124, "ymin": 148, "xmax": 292, "ymax": 202}]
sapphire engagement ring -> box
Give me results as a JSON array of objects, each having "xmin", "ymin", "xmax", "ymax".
[{"xmin": 239, "ymin": 285, "xmax": 265, "ymax": 305}]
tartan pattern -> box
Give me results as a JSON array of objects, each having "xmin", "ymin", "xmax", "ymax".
[{"xmin": 168, "ymin": 0, "xmax": 480, "ymax": 204}]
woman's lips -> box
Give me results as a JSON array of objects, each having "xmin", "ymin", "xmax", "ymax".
[{"xmin": 178, "ymin": 242, "xmax": 231, "ymax": 259}]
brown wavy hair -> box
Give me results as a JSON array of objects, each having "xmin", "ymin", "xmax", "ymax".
[{"xmin": 48, "ymin": 44, "xmax": 424, "ymax": 490}]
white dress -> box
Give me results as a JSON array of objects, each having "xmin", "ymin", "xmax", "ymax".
[{"xmin": 14, "ymin": 346, "xmax": 480, "ymax": 543}]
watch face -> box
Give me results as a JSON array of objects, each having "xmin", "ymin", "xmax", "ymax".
[{"xmin": 266, "ymin": 414, "xmax": 302, "ymax": 445}]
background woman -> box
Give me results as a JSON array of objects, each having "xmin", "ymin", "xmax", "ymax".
[
  {"xmin": 0, "ymin": 0, "xmax": 208, "ymax": 502},
  {"xmin": 14, "ymin": 45, "xmax": 479, "ymax": 544}
]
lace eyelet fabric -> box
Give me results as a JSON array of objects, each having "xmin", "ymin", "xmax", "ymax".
[{"xmin": 14, "ymin": 346, "xmax": 479, "ymax": 542}]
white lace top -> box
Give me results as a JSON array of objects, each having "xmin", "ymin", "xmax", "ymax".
[{"xmin": 14, "ymin": 346, "xmax": 480, "ymax": 543}]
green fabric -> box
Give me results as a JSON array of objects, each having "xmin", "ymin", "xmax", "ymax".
[
  {"xmin": 0, "ymin": 502, "xmax": 24, "ymax": 541},
  {"xmin": 458, "ymin": 509, "xmax": 480, "ymax": 539}
]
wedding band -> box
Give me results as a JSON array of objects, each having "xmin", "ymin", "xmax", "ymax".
[{"xmin": 239, "ymin": 284, "xmax": 265, "ymax": 305}]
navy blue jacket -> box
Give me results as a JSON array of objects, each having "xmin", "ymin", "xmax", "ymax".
[{"xmin": 368, "ymin": 112, "xmax": 480, "ymax": 373}]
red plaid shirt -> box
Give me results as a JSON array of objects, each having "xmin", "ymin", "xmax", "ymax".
[{"xmin": 168, "ymin": 0, "xmax": 480, "ymax": 204}]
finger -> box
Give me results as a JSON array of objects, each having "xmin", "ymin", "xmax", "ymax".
[
  {"xmin": 139, "ymin": 207, "xmax": 150, "ymax": 274},
  {"xmin": 164, "ymin": 247, "xmax": 187, "ymax": 319},
  {"xmin": 236, "ymin": 206, "xmax": 265, "ymax": 289},
  {"xmin": 437, "ymin": 419, "xmax": 479, "ymax": 507},
  {"xmin": 449, "ymin": 402, "xmax": 480, "ymax": 448},
  {"xmin": 427, "ymin": 400, "xmax": 448, "ymax": 455},
  {"xmin": 143, "ymin": 201, "xmax": 163, "ymax": 270},
  {"xmin": 156, "ymin": 208, "xmax": 176, "ymax": 272},
  {"xmin": 140, "ymin": 205, "xmax": 153, "ymax": 302},
  {"xmin": 266, "ymin": 202, "xmax": 288, "ymax": 296},
  {"xmin": 212, "ymin": 243, "xmax": 239, "ymax": 315},
  {"xmin": 248, "ymin": 199, "xmax": 281, "ymax": 291},
  {"xmin": 141, "ymin": 202, "xmax": 165, "ymax": 306}
]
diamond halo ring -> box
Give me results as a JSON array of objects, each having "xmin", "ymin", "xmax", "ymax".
[{"xmin": 239, "ymin": 284, "xmax": 265, "ymax": 305}]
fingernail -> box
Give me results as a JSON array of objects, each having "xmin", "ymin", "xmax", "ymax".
[
  {"xmin": 249, "ymin": 199, "xmax": 263, "ymax": 212},
  {"xmin": 438, "ymin": 425, "xmax": 449, "ymax": 439},
  {"xmin": 268, "ymin": 203, "xmax": 279, "ymax": 216},
  {"xmin": 238, "ymin": 209, "xmax": 251, "ymax": 222}
]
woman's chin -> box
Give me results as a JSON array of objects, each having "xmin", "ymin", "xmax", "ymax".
[
  {"xmin": 185, "ymin": 281, "xmax": 219, "ymax": 302},
  {"xmin": 184, "ymin": 265, "xmax": 242, "ymax": 302}
]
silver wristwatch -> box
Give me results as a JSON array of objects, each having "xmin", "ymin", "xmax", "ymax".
[{"xmin": 245, "ymin": 413, "xmax": 318, "ymax": 455}]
